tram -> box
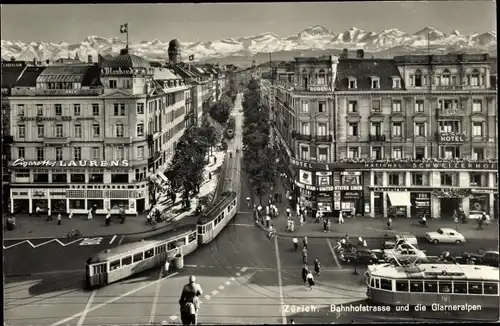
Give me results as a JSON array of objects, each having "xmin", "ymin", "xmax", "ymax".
[
  {"xmin": 364, "ymin": 263, "xmax": 499, "ymax": 309},
  {"xmin": 86, "ymin": 191, "xmax": 238, "ymax": 287}
]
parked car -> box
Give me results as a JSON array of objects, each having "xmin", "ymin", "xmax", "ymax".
[
  {"xmin": 425, "ymin": 228, "xmax": 466, "ymax": 244},
  {"xmin": 339, "ymin": 249, "xmax": 380, "ymax": 265},
  {"xmin": 383, "ymin": 247, "xmax": 427, "ymax": 263},
  {"xmin": 382, "ymin": 233, "xmax": 419, "ymax": 249},
  {"xmin": 469, "ymin": 250, "xmax": 499, "ymax": 267}
]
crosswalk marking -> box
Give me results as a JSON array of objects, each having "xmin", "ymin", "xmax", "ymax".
[
  {"xmin": 211, "ymin": 290, "xmax": 219, "ymax": 295},
  {"xmin": 204, "ymin": 295, "xmax": 211, "ymax": 300},
  {"xmin": 218, "ymin": 285, "xmax": 224, "ymax": 290},
  {"xmin": 225, "ymin": 281, "xmax": 231, "ymax": 286}
]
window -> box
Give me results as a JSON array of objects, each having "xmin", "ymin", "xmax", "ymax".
[
  {"xmin": 392, "ymin": 100, "xmax": 401, "ymax": 112},
  {"xmin": 18, "ymin": 147, "xmax": 25, "ymax": 159},
  {"xmin": 17, "ymin": 104, "xmax": 25, "ymax": 116},
  {"xmin": 318, "ymin": 101, "xmax": 326, "ymax": 113},
  {"xmin": 301, "ymin": 122, "xmax": 310, "ymax": 135},
  {"xmin": 392, "ymin": 122, "xmax": 402, "ymax": 137},
  {"xmin": 424, "ymin": 281, "xmax": 438, "ymax": 293},
  {"xmin": 18, "ymin": 125, "xmax": 25, "ymax": 138},
  {"xmin": 414, "ymin": 70, "xmax": 423, "ymax": 87},
  {"xmin": 92, "ymin": 124, "xmax": 100, "ymax": 137},
  {"xmin": 470, "ymin": 69, "xmax": 480, "ymax": 86},
  {"xmin": 439, "ymin": 282, "xmax": 452, "ymax": 293},
  {"xmin": 317, "ymin": 123, "xmax": 327, "ymax": 136},
  {"xmin": 109, "ymin": 260, "xmax": 121, "ymax": 271},
  {"xmin": 348, "ymin": 78, "xmax": 357, "ymax": 89},
  {"xmin": 116, "ymin": 147, "xmax": 124, "ymax": 160},
  {"xmin": 439, "ymin": 121, "xmax": 461, "ymax": 133},
  {"xmin": 371, "ymin": 146, "xmax": 382, "ymax": 160},
  {"xmin": 55, "ymin": 104, "xmax": 62, "ymax": 116},
  {"xmin": 411, "ymin": 172, "xmax": 423, "ymax": 186},
  {"xmin": 348, "ymin": 101, "xmax": 357, "ymax": 113},
  {"xmin": 371, "ymin": 122, "xmax": 382, "ymax": 135},
  {"xmin": 36, "ymin": 147, "xmax": 45, "ymax": 161},
  {"xmin": 133, "ymin": 252, "xmax": 143, "ymax": 263},
  {"xmin": 441, "ymin": 69, "xmax": 451, "ymax": 86},
  {"xmin": 468, "ymin": 282, "xmax": 482, "ymax": 294},
  {"xmin": 395, "ymin": 280, "xmax": 409, "ymax": 292},
  {"xmin": 470, "ymin": 173, "xmax": 484, "ymax": 186},
  {"xmin": 145, "ymin": 249, "xmax": 154, "ymax": 259},
  {"xmin": 137, "ymin": 123, "xmax": 144, "ymax": 137},
  {"xmin": 441, "ymin": 146, "xmax": 460, "ymax": 159},
  {"xmin": 92, "ymin": 104, "xmax": 100, "ymax": 116},
  {"xmin": 415, "ymin": 147, "xmax": 425, "ymax": 160},
  {"xmin": 392, "ymin": 78, "xmax": 401, "ymax": 89},
  {"xmin": 317, "ymin": 69, "xmax": 326, "ymax": 85},
  {"xmin": 122, "ymin": 256, "xmax": 132, "ymax": 266},
  {"xmin": 440, "ymin": 172, "xmax": 454, "ymax": 186},
  {"xmin": 37, "ymin": 125, "xmax": 45, "ymax": 138},
  {"xmin": 415, "ymin": 122, "xmax": 426, "ymax": 136},
  {"xmin": 74, "ymin": 124, "xmax": 82, "ymax": 138},
  {"xmin": 484, "ymin": 283, "xmax": 498, "ymax": 295},
  {"xmin": 472, "ymin": 122, "xmax": 483, "ymax": 137},
  {"xmin": 55, "ymin": 147, "xmax": 63, "ymax": 161},
  {"xmin": 372, "ymin": 99, "xmax": 381, "ymax": 112},
  {"xmin": 114, "ymin": 103, "xmax": 126, "ymax": 116},
  {"xmin": 410, "ymin": 281, "xmax": 423, "ymax": 292},
  {"xmin": 92, "ymin": 147, "xmax": 100, "ymax": 160},
  {"xmin": 300, "ymin": 146, "xmax": 309, "ymax": 160},
  {"xmin": 374, "ymin": 172, "xmax": 383, "ymax": 186},
  {"xmin": 109, "ymin": 80, "xmax": 117, "ymax": 89},
  {"xmin": 472, "ymin": 100, "xmax": 482, "ymax": 112},
  {"xmin": 371, "ymin": 78, "xmax": 380, "ymax": 89},
  {"xmin": 137, "ymin": 103, "xmax": 144, "ymax": 114},
  {"xmin": 472, "ymin": 148, "xmax": 484, "ymax": 160},
  {"xmin": 73, "ymin": 104, "xmax": 81, "ymax": 116},
  {"xmin": 36, "ymin": 104, "xmax": 43, "ymax": 116},
  {"xmin": 318, "ymin": 147, "xmax": 328, "ymax": 162},
  {"xmin": 116, "ymin": 124, "xmax": 124, "ymax": 137},
  {"xmin": 137, "ymin": 146, "xmax": 144, "ymax": 160},
  {"xmin": 74, "ymin": 147, "xmax": 82, "ymax": 161},
  {"xmin": 388, "ymin": 173, "xmax": 401, "ymax": 186},
  {"xmin": 380, "ymin": 279, "xmax": 392, "ymax": 290},
  {"xmin": 348, "ymin": 147, "xmax": 359, "ymax": 158},
  {"xmin": 53, "ymin": 124, "xmax": 63, "ymax": 138},
  {"xmin": 453, "ymin": 282, "xmax": 467, "ymax": 294},
  {"xmin": 155, "ymin": 244, "xmax": 167, "ymax": 254},
  {"xmin": 301, "ymin": 101, "xmax": 308, "ymax": 113},
  {"xmin": 392, "ymin": 147, "xmax": 402, "ymax": 159},
  {"xmin": 415, "ymin": 100, "xmax": 424, "ymax": 112},
  {"xmin": 348, "ymin": 123, "xmax": 358, "ymax": 136}
]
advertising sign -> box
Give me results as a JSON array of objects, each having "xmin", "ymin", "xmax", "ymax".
[{"xmin": 11, "ymin": 159, "xmax": 129, "ymax": 168}]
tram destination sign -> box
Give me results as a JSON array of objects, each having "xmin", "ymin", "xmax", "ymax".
[{"xmin": 10, "ymin": 159, "xmax": 130, "ymax": 168}]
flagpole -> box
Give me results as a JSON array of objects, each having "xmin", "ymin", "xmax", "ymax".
[{"xmin": 126, "ymin": 24, "xmax": 129, "ymax": 50}]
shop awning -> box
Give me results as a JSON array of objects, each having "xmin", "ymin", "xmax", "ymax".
[
  {"xmin": 157, "ymin": 171, "xmax": 169, "ymax": 183},
  {"xmin": 387, "ymin": 192, "xmax": 411, "ymax": 207}
]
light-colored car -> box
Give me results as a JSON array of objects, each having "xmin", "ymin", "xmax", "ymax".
[
  {"xmin": 383, "ymin": 247, "xmax": 427, "ymax": 262},
  {"xmin": 382, "ymin": 233, "xmax": 419, "ymax": 249},
  {"xmin": 425, "ymin": 228, "xmax": 466, "ymax": 244}
]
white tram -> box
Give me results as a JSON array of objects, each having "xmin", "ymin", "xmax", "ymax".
[
  {"xmin": 197, "ymin": 191, "xmax": 237, "ymax": 244},
  {"xmin": 365, "ymin": 263, "xmax": 499, "ymax": 309}
]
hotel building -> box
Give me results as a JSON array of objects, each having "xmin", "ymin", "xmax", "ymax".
[
  {"xmin": 270, "ymin": 51, "xmax": 498, "ymax": 219},
  {"xmin": 7, "ymin": 49, "xmax": 191, "ymax": 215}
]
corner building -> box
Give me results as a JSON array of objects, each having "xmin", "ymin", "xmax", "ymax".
[{"xmin": 8, "ymin": 49, "xmax": 190, "ymax": 215}]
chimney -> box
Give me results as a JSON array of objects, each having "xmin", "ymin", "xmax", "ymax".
[
  {"xmin": 10, "ymin": 56, "xmax": 15, "ymax": 61},
  {"xmin": 356, "ymin": 49, "xmax": 364, "ymax": 59},
  {"xmin": 33, "ymin": 58, "xmax": 37, "ymax": 66},
  {"xmin": 88, "ymin": 55, "xmax": 93, "ymax": 63},
  {"xmin": 46, "ymin": 59, "xmax": 50, "ymax": 65},
  {"xmin": 120, "ymin": 48, "xmax": 129, "ymax": 55},
  {"xmin": 341, "ymin": 48, "xmax": 348, "ymax": 59}
]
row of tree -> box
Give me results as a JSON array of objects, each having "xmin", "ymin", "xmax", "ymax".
[
  {"xmin": 241, "ymin": 78, "xmax": 278, "ymax": 205},
  {"xmin": 209, "ymin": 71, "xmax": 239, "ymax": 124}
]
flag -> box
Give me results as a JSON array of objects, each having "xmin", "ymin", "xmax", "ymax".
[
  {"xmin": 189, "ymin": 54, "xmax": 195, "ymax": 61},
  {"xmin": 120, "ymin": 23, "xmax": 128, "ymax": 34}
]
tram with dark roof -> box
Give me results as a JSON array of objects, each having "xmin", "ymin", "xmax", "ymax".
[{"xmin": 86, "ymin": 191, "xmax": 237, "ymax": 287}]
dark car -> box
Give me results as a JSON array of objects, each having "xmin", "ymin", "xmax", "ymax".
[
  {"xmin": 469, "ymin": 251, "xmax": 499, "ymax": 267},
  {"xmin": 339, "ymin": 249, "xmax": 380, "ymax": 264}
]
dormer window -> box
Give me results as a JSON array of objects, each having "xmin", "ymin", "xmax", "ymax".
[
  {"xmin": 317, "ymin": 69, "xmax": 326, "ymax": 85},
  {"xmin": 392, "ymin": 77, "xmax": 401, "ymax": 89},
  {"xmin": 348, "ymin": 77, "xmax": 357, "ymax": 89},
  {"xmin": 371, "ymin": 77, "xmax": 380, "ymax": 89},
  {"xmin": 442, "ymin": 69, "xmax": 451, "ymax": 86},
  {"xmin": 109, "ymin": 80, "xmax": 117, "ymax": 89},
  {"xmin": 414, "ymin": 69, "xmax": 423, "ymax": 87}
]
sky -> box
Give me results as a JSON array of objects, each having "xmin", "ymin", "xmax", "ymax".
[{"xmin": 1, "ymin": 2, "xmax": 496, "ymax": 43}]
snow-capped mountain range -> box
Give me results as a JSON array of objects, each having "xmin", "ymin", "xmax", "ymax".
[{"xmin": 1, "ymin": 25, "xmax": 496, "ymax": 62}]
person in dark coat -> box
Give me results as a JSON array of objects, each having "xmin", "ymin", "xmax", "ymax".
[
  {"xmin": 301, "ymin": 265, "xmax": 309, "ymax": 284},
  {"xmin": 179, "ymin": 276, "xmax": 203, "ymax": 325},
  {"xmin": 314, "ymin": 258, "xmax": 321, "ymax": 275},
  {"xmin": 302, "ymin": 247, "xmax": 308, "ymax": 264},
  {"xmin": 303, "ymin": 236, "xmax": 308, "ymax": 249}
]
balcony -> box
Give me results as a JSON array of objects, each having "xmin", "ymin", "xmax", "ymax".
[
  {"xmin": 105, "ymin": 136, "xmax": 132, "ymax": 145},
  {"xmin": 43, "ymin": 136, "xmax": 70, "ymax": 145},
  {"xmin": 295, "ymin": 133, "xmax": 311, "ymax": 141},
  {"xmin": 11, "ymin": 88, "xmax": 104, "ymax": 96},
  {"xmin": 315, "ymin": 135, "xmax": 333, "ymax": 143},
  {"xmin": 369, "ymin": 134, "xmax": 386, "ymax": 141},
  {"xmin": 437, "ymin": 107, "xmax": 465, "ymax": 117},
  {"xmin": 433, "ymin": 85, "xmax": 463, "ymax": 91}
]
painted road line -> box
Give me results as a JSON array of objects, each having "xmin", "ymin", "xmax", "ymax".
[
  {"xmin": 211, "ymin": 290, "xmax": 219, "ymax": 296},
  {"xmin": 76, "ymin": 289, "xmax": 96, "ymax": 326},
  {"xmin": 204, "ymin": 294, "xmax": 211, "ymax": 300},
  {"xmin": 224, "ymin": 280, "xmax": 231, "ymax": 286},
  {"xmin": 230, "ymin": 277, "xmax": 236, "ymax": 281},
  {"xmin": 109, "ymin": 235, "xmax": 117, "ymax": 244},
  {"xmin": 117, "ymin": 235, "xmax": 125, "ymax": 245},
  {"xmin": 148, "ymin": 269, "xmax": 164, "ymax": 325},
  {"xmin": 274, "ymin": 235, "xmax": 287, "ymax": 324},
  {"xmin": 236, "ymin": 272, "xmax": 241, "ymax": 277},
  {"xmin": 169, "ymin": 315, "xmax": 178, "ymax": 321},
  {"xmin": 218, "ymin": 285, "xmax": 224, "ymax": 290},
  {"xmin": 240, "ymin": 267, "xmax": 248, "ymax": 272},
  {"xmin": 233, "ymin": 223, "xmax": 254, "ymax": 227},
  {"xmin": 49, "ymin": 271, "xmax": 180, "ymax": 326},
  {"xmin": 326, "ymin": 238, "xmax": 341, "ymax": 268},
  {"xmin": 185, "ymin": 264, "xmax": 198, "ymax": 268}
]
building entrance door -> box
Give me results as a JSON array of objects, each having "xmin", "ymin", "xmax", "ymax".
[
  {"xmin": 137, "ymin": 198, "xmax": 145, "ymax": 213},
  {"xmin": 440, "ymin": 198, "xmax": 461, "ymax": 219}
]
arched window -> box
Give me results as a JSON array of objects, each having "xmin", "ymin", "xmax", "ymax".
[
  {"xmin": 442, "ymin": 69, "xmax": 451, "ymax": 86},
  {"xmin": 317, "ymin": 69, "xmax": 326, "ymax": 85},
  {"xmin": 471, "ymin": 69, "xmax": 480, "ymax": 86},
  {"xmin": 414, "ymin": 69, "xmax": 423, "ymax": 87}
]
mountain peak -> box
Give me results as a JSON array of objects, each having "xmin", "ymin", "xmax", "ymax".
[{"xmin": 451, "ymin": 29, "xmax": 461, "ymax": 36}]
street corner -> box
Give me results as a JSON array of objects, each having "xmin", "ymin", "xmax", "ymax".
[{"xmin": 276, "ymin": 237, "xmax": 342, "ymax": 270}]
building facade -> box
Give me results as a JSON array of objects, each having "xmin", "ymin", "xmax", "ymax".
[{"xmin": 7, "ymin": 49, "xmax": 190, "ymax": 215}]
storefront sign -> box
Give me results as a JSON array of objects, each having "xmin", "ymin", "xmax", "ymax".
[
  {"xmin": 364, "ymin": 203, "xmax": 370, "ymax": 213},
  {"xmin": 290, "ymin": 158, "xmax": 365, "ymax": 171},
  {"xmin": 2, "ymin": 62, "xmax": 25, "ymax": 68},
  {"xmin": 295, "ymin": 181, "xmax": 334, "ymax": 192},
  {"xmin": 343, "ymin": 191, "xmax": 361, "ymax": 198},
  {"xmin": 341, "ymin": 171, "xmax": 361, "ymax": 176},
  {"xmin": 101, "ymin": 67, "xmax": 152, "ymax": 76},
  {"xmin": 299, "ymin": 169, "xmax": 313, "ymax": 185},
  {"xmin": 317, "ymin": 177, "xmax": 330, "ymax": 186},
  {"xmin": 372, "ymin": 187, "xmax": 410, "ymax": 192},
  {"xmin": 11, "ymin": 159, "xmax": 130, "ymax": 168},
  {"xmin": 317, "ymin": 171, "xmax": 332, "ymax": 176},
  {"xmin": 31, "ymin": 190, "xmax": 46, "ymax": 198},
  {"xmin": 76, "ymin": 117, "xmax": 97, "ymax": 121},
  {"xmin": 11, "ymin": 191, "xmax": 29, "ymax": 197},
  {"xmin": 309, "ymin": 86, "xmax": 333, "ymax": 92},
  {"xmin": 334, "ymin": 185, "xmax": 363, "ymax": 191},
  {"xmin": 471, "ymin": 188, "xmax": 496, "ymax": 193},
  {"xmin": 363, "ymin": 161, "xmax": 497, "ymax": 170},
  {"xmin": 19, "ymin": 116, "xmax": 72, "ymax": 121},
  {"xmin": 439, "ymin": 132, "xmax": 466, "ymax": 143},
  {"xmin": 50, "ymin": 190, "xmax": 67, "ymax": 196}
]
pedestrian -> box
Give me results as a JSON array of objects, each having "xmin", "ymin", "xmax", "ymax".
[
  {"xmin": 351, "ymin": 207, "xmax": 356, "ymax": 219},
  {"xmin": 300, "ymin": 214, "xmax": 304, "ymax": 226},
  {"xmin": 35, "ymin": 205, "xmax": 41, "ymax": 217},
  {"xmin": 362, "ymin": 240, "xmax": 368, "ymax": 248},
  {"xmin": 246, "ymin": 196, "xmax": 251, "ymax": 208},
  {"xmin": 326, "ymin": 218, "xmax": 331, "ymax": 232},
  {"xmin": 290, "ymin": 220, "xmax": 295, "ymax": 232},
  {"xmin": 88, "ymin": 209, "xmax": 93, "ymax": 220},
  {"xmin": 302, "ymin": 247, "xmax": 308, "ymax": 264},
  {"xmin": 265, "ymin": 215, "xmax": 271, "ymax": 228},
  {"xmin": 339, "ymin": 211, "xmax": 345, "ymax": 224},
  {"xmin": 46, "ymin": 208, "xmax": 52, "ymax": 221},
  {"xmin": 293, "ymin": 237, "xmax": 298, "ymax": 251},
  {"xmin": 179, "ymin": 275, "xmax": 203, "ymax": 325},
  {"xmin": 57, "ymin": 213, "xmax": 62, "ymax": 225},
  {"xmin": 301, "ymin": 265, "xmax": 309, "ymax": 285},
  {"xmin": 314, "ymin": 258, "xmax": 321, "ymax": 275},
  {"xmin": 105, "ymin": 209, "xmax": 111, "ymax": 226},
  {"xmin": 68, "ymin": 210, "xmax": 73, "ymax": 219},
  {"xmin": 477, "ymin": 214, "xmax": 486, "ymax": 230},
  {"xmin": 265, "ymin": 205, "xmax": 270, "ymax": 216},
  {"xmin": 303, "ymin": 236, "xmax": 308, "ymax": 250},
  {"xmin": 323, "ymin": 218, "xmax": 328, "ymax": 232},
  {"xmin": 357, "ymin": 237, "xmax": 363, "ymax": 247},
  {"xmin": 274, "ymin": 206, "xmax": 279, "ymax": 218},
  {"xmin": 286, "ymin": 208, "xmax": 291, "ymax": 219},
  {"xmin": 274, "ymin": 192, "xmax": 279, "ymax": 203},
  {"xmin": 306, "ymin": 270, "xmax": 315, "ymax": 290},
  {"xmin": 296, "ymin": 203, "xmax": 300, "ymax": 217},
  {"xmin": 387, "ymin": 217, "xmax": 392, "ymax": 230},
  {"xmin": 164, "ymin": 259, "xmax": 170, "ymax": 277}
]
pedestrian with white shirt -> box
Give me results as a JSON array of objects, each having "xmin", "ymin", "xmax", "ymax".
[
  {"xmin": 164, "ymin": 259, "xmax": 170, "ymax": 277},
  {"xmin": 293, "ymin": 237, "xmax": 298, "ymax": 251},
  {"xmin": 46, "ymin": 208, "xmax": 52, "ymax": 221},
  {"xmin": 57, "ymin": 213, "xmax": 62, "ymax": 225},
  {"xmin": 88, "ymin": 209, "xmax": 93, "ymax": 220},
  {"xmin": 339, "ymin": 211, "xmax": 345, "ymax": 224},
  {"xmin": 68, "ymin": 210, "xmax": 73, "ymax": 219}
]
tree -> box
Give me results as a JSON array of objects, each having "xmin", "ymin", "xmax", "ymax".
[{"xmin": 209, "ymin": 93, "xmax": 233, "ymax": 124}]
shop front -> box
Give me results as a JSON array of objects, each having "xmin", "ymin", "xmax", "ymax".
[
  {"xmin": 335, "ymin": 185, "xmax": 363, "ymax": 216},
  {"xmin": 11, "ymin": 189, "xmax": 30, "ymax": 214},
  {"xmin": 294, "ymin": 181, "xmax": 335, "ymax": 217},
  {"xmin": 49, "ymin": 189, "xmax": 67, "ymax": 213},
  {"xmin": 410, "ymin": 192, "xmax": 431, "ymax": 217},
  {"xmin": 31, "ymin": 189, "xmax": 49, "ymax": 213}
]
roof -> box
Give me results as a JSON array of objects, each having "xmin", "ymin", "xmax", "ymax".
[
  {"xmin": 436, "ymin": 228, "xmax": 458, "ymax": 233},
  {"xmin": 38, "ymin": 64, "xmax": 90, "ymax": 83},
  {"xmin": 15, "ymin": 66, "xmax": 46, "ymax": 87},
  {"xmin": 153, "ymin": 67, "xmax": 181, "ymax": 80},
  {"xmin": 174, "ymin": 65, "xmax": 198, "ymax": 78},
  {"xmin": 336, "ymin": 59, "xmax": 404, "ymax": 91},
  {"xmin": 81, "ymin": 64, "xmax": 103, "ymax": 87},
  {"xmin": 1, "ymin": 65, "xmax": 26, "ymax": 88},
  {"xmin": 54, "ymin": 58, "xmax": 83, "ymax": 64},
  {"xmin": 367, "ymin": 263, "xmax": 499, "ymax": 281},
  {"xmin": 198, "ymin": 192, "xmax": 237, "ymax": 225},
  {"xmin": 102, "ymin": 49, "xmax": 151, "ymax": 69}
]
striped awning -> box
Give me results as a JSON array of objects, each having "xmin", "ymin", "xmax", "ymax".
[{"xmin": 37, "ymin": 75, "xmax": 84, "ymax": 83}]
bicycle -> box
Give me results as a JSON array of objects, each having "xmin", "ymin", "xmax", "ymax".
[
  {"xmin": 268, "ymin": 230, "xmax": 277, "ymax": 240},
  {"xmin": 67, "ymin": 229, "xmax": 82, "ymax": 238}
]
